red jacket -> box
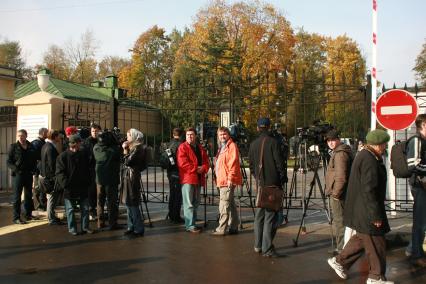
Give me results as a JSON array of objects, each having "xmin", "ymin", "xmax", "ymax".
[
  {"xmin": 215, "ymin": 139, "xmax": 242, "ymax": 187},
  {"xmin": 177, "ymin": 142, "xmax": 210, "ymax": 186}
]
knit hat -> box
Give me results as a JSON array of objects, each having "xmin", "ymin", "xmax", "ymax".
[
  {"xmin": 325, "ymin": 129, "xmax": 340, "ymax": 140},
  {"xmin": 257, "ymin": 117, "xmax": 271, "ymax": 128},
  {"xmin": 366, "ymin": 129, "xmax": 390, "ymax": 145},
  {"xmin": 68, "ymin": 134, "xmax": 82, "ymax": 145},
  {"xmin": 65, "ymin": 126, "xmax": 77, "ymax": 137}
]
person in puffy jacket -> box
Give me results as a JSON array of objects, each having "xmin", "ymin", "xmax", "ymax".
[
  {"xmin": 176, "ymin": 127, "xmax": 209, "ymax": 233},
  {"xmin": 324, "ymin": 129, "xmax": 353, "ymax": 252},
  {"xmin": 211, "ymin": 126, "xmax": 242, "ymax": 236}
]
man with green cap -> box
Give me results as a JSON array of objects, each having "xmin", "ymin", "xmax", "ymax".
[{"xmin": 328, "ymin": 129, "xmax": 393, "ymax": 284}]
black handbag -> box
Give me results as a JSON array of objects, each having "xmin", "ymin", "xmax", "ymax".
[{"xmin": 255, "ymin": 138, "xmax": 284, "ymax": 212}]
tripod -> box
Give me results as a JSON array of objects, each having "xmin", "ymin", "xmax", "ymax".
[
  {"xmin": 284, "ymin": 139, "xmax": 309, "ymax": 225},
  {"xmin": 292, "ymin": 147, "xmax": 334, "ymax": 248},
  {"xmin": 237, "ymin": 148, "xmax": 256, "ymax": 230},
  {"xmin": 139, "ymin": 175, "xmax": 153, "ymax": 228}
]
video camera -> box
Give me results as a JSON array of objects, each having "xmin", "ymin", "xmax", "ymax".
[
  {"xmin": 296, "ymin": 120, "xmax": 334, "ymax": 155},
  {"xmin": 229, "ymin": 120, "xmax": 249, "ymax": 147},
  {"xmin": 99, "ymin": 127, "xmax": 126, "ymax": 146}
]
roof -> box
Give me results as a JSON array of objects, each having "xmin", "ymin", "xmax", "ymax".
[
  {"xmin": 14, "ymin": 77, "xmax": 160, "ymax": 111},
  {"xmin": 14, "ymin": 91, "xmax": 68, "ymax": 106},
  {"xmin": 15, "ymin": 78, "xmax": 111, "ymax": 102}
]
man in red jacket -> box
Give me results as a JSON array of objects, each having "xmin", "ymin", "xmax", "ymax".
[
  {"xmin": 211, "ymin": 127, "xmax": 242, "ymax": 236},
  {"xmin": 177, "ymin": 127, "xmax": 210, "ymax": 233}
]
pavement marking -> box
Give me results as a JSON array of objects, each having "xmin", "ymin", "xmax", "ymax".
[{"xmin": 0, "ymin": 219, "xmax": 48, "ymax": 236}]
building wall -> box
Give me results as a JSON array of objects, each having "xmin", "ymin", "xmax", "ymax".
[{"xmin": 0, "ymin": 78, "xmax": 16, "ymax": 107}]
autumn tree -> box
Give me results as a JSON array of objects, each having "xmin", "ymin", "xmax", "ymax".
[
  {"xmin": 120, "ymin": 25, "xmax": 172, "ymax": 103},
  {"xmin": 65, "ymin": 29, "xmax": 99, "ymax": 85},
  {"xmin": 0, "ymin": 38, "xmax": 33, "ymax": 80},
  {"xmin": 98, "ymin": 56, "xmax": 130, "ymax": 80},
  {"xmin": 173, "ymin": 0, "xmax": 295, "ymax": 127},
  {"xmin": 42, "ymin": 44, "xmax": 72, "ymax": 80},
  {"xmin": 413, "ymin": 39, "xmax": 426, "ymax": 86}
]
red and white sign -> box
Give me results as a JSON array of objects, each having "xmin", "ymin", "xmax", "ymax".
[{"xmin": 376, "ymin": 89, "xmax": 418, "ymax": 130}]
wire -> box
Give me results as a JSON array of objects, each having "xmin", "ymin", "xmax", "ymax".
[{"xmin": 0, "ymin": 0, "xmax": 145, "ymax": 14}]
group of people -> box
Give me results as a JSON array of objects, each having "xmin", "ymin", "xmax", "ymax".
[
  {"xmin": 7, "ymin": 124, "xmax": 148, "ymax": 239},
  {"xmin": 325, "ymin": 114, "xmax": 426, "ymax": 283},
  {"xmin": 7, "ymin": 115, "xmax": 426, "ymax": 283}
]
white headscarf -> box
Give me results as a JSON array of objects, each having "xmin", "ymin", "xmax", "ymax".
[{"xmin": 128, "ymin": 128, "xmax": 144, "ymax": 149}]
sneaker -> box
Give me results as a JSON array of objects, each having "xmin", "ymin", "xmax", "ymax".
[
  {"xmin": 81, "ymin": 229, "xmax": 95, "ymax": 234},
  {"xmin": 228, "ymin": 229, "xmax": 239, "ymax": 235},
  {"xmin": 13, "ymin": 219, "xmax": 27, "ymax": 225},
  {"xmin": 69, "ymin": 230, "xmax": 78, "ymax": 236},
  {"xmin": 186, "ymin": 227, "xmax": 201, "ymax": 234},
  {"xmin": 210, "ymin": 230, "xmax": 225, "ymax": 236},
  {"xmin": 366, "ymin": 278, "xmax": 394, "ymax": 284},
  {"xmin": 263, "ymin": 250, "xmax": 280, "ymax": 258},
  {"xmin": 254, "ymin": 247, "xmax": 262, "ymax": 254},
  {"xmin": 327, "ymin": 257, "xmax": 347, "ymax": 280}
]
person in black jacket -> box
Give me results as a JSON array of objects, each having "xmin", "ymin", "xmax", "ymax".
[
  {"xmin": 120, "ymin": 128, "xmax": 146, "ymax": 239},
  {"xmin": 56, "ymin": 134, "xmax": 92, "ymax": 236},
  {"xmin": 31, "ymin": 127, "xmax": 48, "ymax": 211},
  {"xmin": 165, "ymin": 127, "xmax": 184, "ymax": 223},
  {"xmin": 7, "ymin": 129, "xmax": 36, "ymax": 224},
  {"xmin": 93, "ymin": 131, "xmax": 121, "ymax": 230},
  {"xmin": 82, "ymin": 123, "xmax": 101, "ymax": 221},
  {"xmin": 248, "ymin": 118, "xmax": 286, "ymax": 257},
  {"xmin": 40, "ymin": 129, "xmax": 62, "ymax": 225},
  {"xmin": 328, "ymin": 129, "xmax": 393, "ymax": 284}
]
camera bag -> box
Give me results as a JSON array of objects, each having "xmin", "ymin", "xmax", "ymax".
[{"xmin": 255, "ymin": 137, "xmax": 284, "ymax": 211}]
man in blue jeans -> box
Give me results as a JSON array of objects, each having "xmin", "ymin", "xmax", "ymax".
[
  {"xmin": 56, "ymin": 134, "xmax": 93, "ymax": 236},
  {"xmin": 176, "ymin": 127, "xmax": 209, "ymax": 233},
  {"xmin": 406, "ymin": 114, "xmax": 426, "ymax": 267}
]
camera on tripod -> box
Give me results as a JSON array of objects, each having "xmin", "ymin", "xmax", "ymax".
[{"xmin": 297, "ymin": 121, "xmax": 334, "ymax": 153}]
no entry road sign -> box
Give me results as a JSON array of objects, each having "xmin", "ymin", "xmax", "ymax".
[{"xmin": 376, "ymin": 89, "xmax": 418, "ymax": 130}]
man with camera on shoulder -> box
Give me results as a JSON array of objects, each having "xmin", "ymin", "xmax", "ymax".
[{"xmin": 93, "ymin": 131, "xmax": 121, "ymax": 230}]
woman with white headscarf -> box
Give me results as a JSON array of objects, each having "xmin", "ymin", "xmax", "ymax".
[{"xmin": 120, "ymin": 128, "xmax": 146, "ymax": 239}]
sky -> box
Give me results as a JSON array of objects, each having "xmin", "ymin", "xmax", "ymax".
[{"xmin": 0, "ymin": 0, "xmax": 425, "ymax": 87}]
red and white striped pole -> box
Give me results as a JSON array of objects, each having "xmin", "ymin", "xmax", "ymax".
[{"xmin": 371, "ymin": 0, "xmax": 378, "ymax": 130}]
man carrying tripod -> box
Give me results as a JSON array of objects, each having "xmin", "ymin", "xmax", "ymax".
[{"xmin": 324, "ymin": 130, "xmax": 353, "ymax": 253}]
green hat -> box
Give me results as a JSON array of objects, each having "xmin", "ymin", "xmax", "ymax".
[{"xmin": 366, "ymin": 129, "xmax": 390, "ymax": 145}]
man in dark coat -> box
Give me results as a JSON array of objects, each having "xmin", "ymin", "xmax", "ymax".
[
  {"xmin": 93, "ymin": 131, "xmax": 121, "ymax": 230},
  {"xmin": 40, "ymin": 129, "xmax": 62, "ymax": 225},
  {"xmin": 56, "ymin": 134, "xmax": 92, "ymax": 236},
  {"xmin": 328, "ymin": 129, "xmax": 393, "ymax": 284},
  {"xmin": 82, "ymin": 123, "xmax": 101, "ymax": 220},
  {"xmin": 324, "ymin": 129, "xmax": 353, "ymax": 252},
  {"xmin": 165, "ymin": 127, "xmax": 184, "ymax": 223},
  {"xmin": 7, "ymin": 129, "xmax": 36, "ymax": 224},
  {"xmin": 31, "ymin": 127, "xmax": 48, "ymax": 211},
  {"xmin": 248, "ymin": 118, "xmax": 286, "ymax": 257}
]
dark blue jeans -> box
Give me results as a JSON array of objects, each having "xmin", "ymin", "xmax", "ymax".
[
  {"xmin": 12, "ymin": 173, "xmax": 33, "ymax": 221},
  {"xmin": 126, "ymin": 205, "xmax": 144, "ymax": 234},
  {"xmin": 411, "ymin": 187, "xmax": 426, "ymax": 259},
  {"xmin": 254, "ymin": 208, "xmax": 278, "ymax": 254},
  {"xmin": 64, "ymin": 198, "xmax": 89, "ymax": 233}
]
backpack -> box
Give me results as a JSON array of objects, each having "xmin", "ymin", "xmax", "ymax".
[{"xmin": 390, "ymin": 135, "xmax": 417, "ymax": 178}]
